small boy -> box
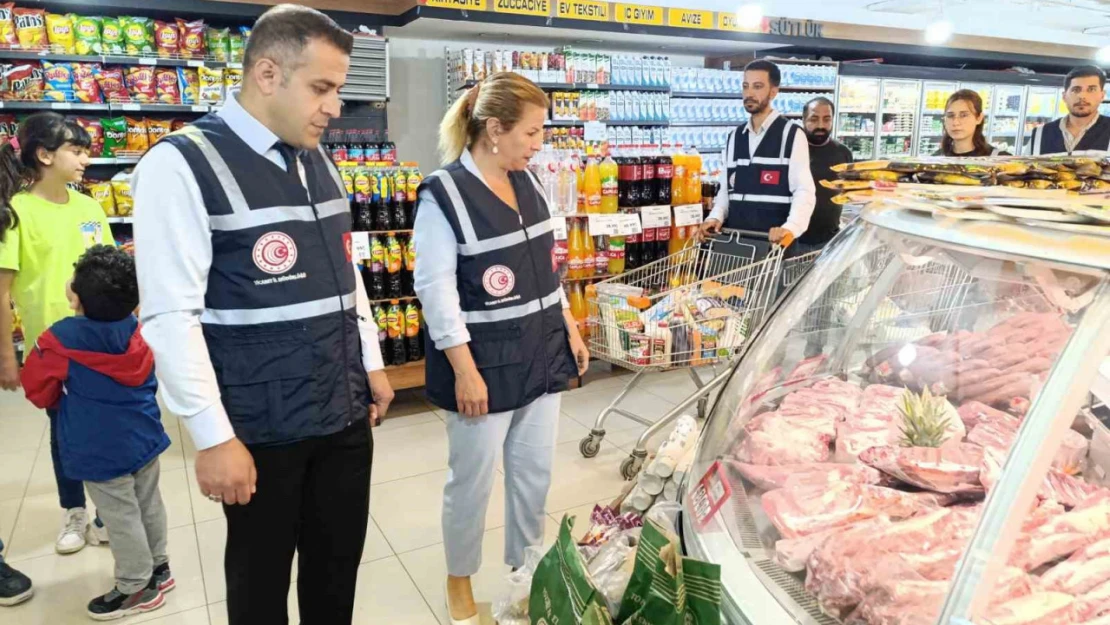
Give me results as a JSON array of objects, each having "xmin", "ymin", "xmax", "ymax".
[{"xmin": 20, "ymin": 245, "xmax": 173, "ymax": 620}]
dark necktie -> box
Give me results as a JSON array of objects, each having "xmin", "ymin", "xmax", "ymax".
[{"xmin": 273, "ymin": 141, "xmax": 303, "ymax": 187}]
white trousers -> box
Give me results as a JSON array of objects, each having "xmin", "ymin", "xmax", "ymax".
[{"xmin": 442, "ymin": 393, "xmax": 561, "ymax": 577}]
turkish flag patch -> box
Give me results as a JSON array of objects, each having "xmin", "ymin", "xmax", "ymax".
[
  {"xmin": 760, "ymin": 170, "xmax": 781, "ymax": 185},
  {"xmin": 342, "ymin": 232, "xmax": 353, "ymax": 262}
]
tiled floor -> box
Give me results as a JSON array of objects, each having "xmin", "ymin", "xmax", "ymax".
[{"xmin": 0, "ymin": 364, "xmax": 711, "ymax": 625}]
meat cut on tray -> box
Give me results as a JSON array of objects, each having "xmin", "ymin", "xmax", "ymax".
[
  {"xmin": 859, "ymin": 443, "xmax": 984, "ymax": 494},
  {"xmin": 730, "ymin": 461, "xmax": 885, "ymax": 491},
  {"xmin": 763, "ymin": 482, "xmax": 945, "ymax": 540}
]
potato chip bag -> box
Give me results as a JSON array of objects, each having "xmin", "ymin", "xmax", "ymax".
[
  {"xmin": 13, "ymin": 8, "xmax": 46, "ymax": 49},
  {"xmin": 88, "ymin": 181, "xmax": 115, "ymax": 216},
  {"xmin": 154, "ymin": 67, "xmax": 179, "ymax": 104},
  {"xmin": 121, "ymin": 16, "xmax": 152, "ymax": 55},
  {"xmin": 94, "ymin": 65, "xmax": 127, "ymax": 101},
  {"xmin": 0, "ymin": 4, "xmax": 17, "ymax": 46},
  {"xmin": 177, "ymin": 19, "xmax": 205, "ymax": 59},
  {"xmin": 45, "ymin": 13, "xmax": 74, "ymax": 53},
  {"xmin": 223, "ymin": 67, "xmax": 242, "ymax": 93},
  {"xmin": 72, "ymin": 62, "xmax": 102, "ymax": 103},
  {"xmin": 239, "ymin": 25, "xmax": 252, "ymax": 41},
  {"xmin": 4, "ymin": 63, "xmax": 42, "ymax": 100},
  {"xmin": 146, "ymin": 118, "xmax": 171, "ymax": 145},
  {"xmin": 42, "ymin": 61, "xmax": 74, "ymax": 101},
  {"xmin": 100, "ymin": 17, "xmax": 123, "ymax": 54},
  {"xmin": 153, "ymin": 20, "xmax": 178, "ymax": 58},
  {"xmin": 125, "ymin": 65, "xmax": 155, "ymax": 103},
  {"xmin": 229, "ymin": 32, "xmax": 244, "ymax": 64},
  {"xmin": 101, "ymin": 117, "xmax": 126, "ymax": 156},
  {"xmin": 111, "ymin": 179, "xmax": 133, "ymax": 215},
  {"xmin": 72, "ymin": 15, "xmax": 101, "ymax": 55},
  {"xmin": 0, "ymin": 114, "xmax": 16, "ymax": 144},
  {"xmin": 124, "ymin": 116, "xmax": 148, "ymax": 153},
  {"xmin": 74, "ymin": 117, "xmax": 103, "ymax": 155},
  {"xmin": 176, "ymin": 67, "xmax": 198, "ymax": 105},
  {"xmin": 208, "ymin": 27, "xmax": 229, "ymax": 62},
  {"xmin": 198, "ymin": 66, "xmax": 223, "ymax": 104}
]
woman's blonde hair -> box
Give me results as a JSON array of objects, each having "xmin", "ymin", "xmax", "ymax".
[{"xmin": 438, "ymin": 72, "xmax": 549, "ymax": 165}]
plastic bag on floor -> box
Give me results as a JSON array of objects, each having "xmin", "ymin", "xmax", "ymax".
[
  {"xmin": 586, "ymin": 528, "xmax": 641, "ymax": 617},
  {"xmin": 530, "ymin": 515, "xmax": 615, "ymax": 625},
  {"xmin": 617, "ymin": 518, "xmax": 722, "ymax": 625},
  {"xmin": 492, "ymin": 545, "xmax": 546, "ymax": 625}
]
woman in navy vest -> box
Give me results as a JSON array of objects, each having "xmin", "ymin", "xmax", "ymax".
[
  {"xmin": 413, "ymin": 72, "xmax": 590, "ymax": 625},
  {"xmin": 934, "ymin": 90, "xmax": 1009, "ymax": 157}
]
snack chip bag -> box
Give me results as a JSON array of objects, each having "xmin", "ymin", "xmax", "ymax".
[
  {"xmin": 111, "ymin": 179, "xmax": 133, "ymax": 216},
  {"xmin": 223, "ymin": 67, "xmax": 242, "ymax": 92},
  {"xmin": 100, "ymin": 17, "xmax": 123, "ymax": 54},
  {"xmin": 42, "ymin": 61, "xmax": 74, "ymax": 101},
  {"xmin": 101, "ymin": 116, "xmax": 127, "ymax": 156},
  {"xmin": 208, "ymin": 27, "xmax": 229, "ymax": 62},
  {"xmin": 75, "ymin": 117, "xmax": 104, "ymax": 155},
  {"xmin": 198, "ymin": 66, "xmax": 223, "ymax": 104},
  {"xmin": 125, "ymin": 65, "xmax": 156, "ymax": 103},
  {"xmin": 239, "ymin": 25, "xmax": 252, "ymax": 41},
  {"xmin": 45, "ymin": 13, "xmax": 74, "ymax": 53},
  {"xmin": 0, "ymin": 114, "xmax": 16, "ymax": 144},
  {"xmin": 154, "ymin": 67, "xmax": 179, "ymax": 104},
  {"xmin": 228, "ymin": 32, "xmax": 244, "ymax": 63},
  {"xmin": 88, "ymin": 181, "xmax": 116, "ymax": 216},
  {"xmin": 125, "ymin": 116, "xmax": 148, "ymax": 153},
  {"xmin": 177, "ymin": 67, "xmax": 198, "ymax": 105},
  {"xmin": 72, "ymin": 15, "xmax": 101, "ymax": 55},
  {"xmin": 4, "ymin": 63, "xmax": 42, "ymax": 100},
  {"xmin": 94, "ymin": 65, "xmax": 128, "ymax": 101},
  {"xmin": 121, "ymin": 16, "xmax": 152, "ymax": 55},
  {"xmin": 13, "ymin": 8, "xmax": 46, "ymax": 49},
  {"xmin": 0, "ymin": 4, "xmax": 17, "ymax": 46},
  {"xmin": 177, "ymin": 19, "xmax": 206, "ymax": 59},
  {"xmin": 72, "ymin": 62, "xmax": 102, "ymax": 103},
  {"xmin": 154, "ymin": 20, "xmax": 178, "ymax": 58},
  {"xmin": 146, "ymin": 118, "xmax": 171, "ymax": 145}
]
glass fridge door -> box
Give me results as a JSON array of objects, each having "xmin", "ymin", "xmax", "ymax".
[
  {"xmin": 878, "ymin": 79, "xmax": 920, "ymax": 158},
  {"xmin": 990, "ymin": 85, "xmax": 1024, "ymax": 154},
  {"xmin": 1023, "ymin": 86, "xmax": 1062, "ymax": 154},
  {"xmin": 836, "ymin": 76, "xmax": 880, "ymax": 161},
  {"xmin": 917, "ymin": 81, "xmax": 957, "ymax": 157}
]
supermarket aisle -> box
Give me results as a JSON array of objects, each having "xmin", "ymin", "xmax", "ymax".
[{"xmin": 0, "ymin": 364, "xmax": 701, "ymax": 625}]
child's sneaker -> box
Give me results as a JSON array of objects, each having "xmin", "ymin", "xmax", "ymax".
[
  {"xmin": 86, "ymin": 578, "xmax": 164, "ymax": 621},
  {"xmin": 56, "ymin": 507, "xmax": 88, "ymax": 555},
  {"xmin": 86, "ymin": 517, "xmax": 109, "ymax": 547},
  {"xmin": 0, "ymin": 560, "xmax": 33, "ymax": 606},
  {"xmin": 152, "ymin": 563, "xmax": 174, "ymax": 593}
]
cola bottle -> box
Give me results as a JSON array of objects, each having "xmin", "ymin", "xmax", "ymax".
[
  {"xmin": 354, "ymin": 198, "xmax": 373, "ymax": 232},
  {"xmin": 641, "ymin": 146, "xmax": 656, "ymax": 206},
  {"xmin": 369, "ymin": 236, "xmax": 386, "ymax": 300},
  {"xmin": 656, "ymin": 150, "xmax": 673, "ymax": 206},
  {"xmin": 627, "ymin": 149, "xmax": 642, "ymax": 208},
  {"xmin": 616, "ymin": 148, "xmax": 630, "ymax": 207}
]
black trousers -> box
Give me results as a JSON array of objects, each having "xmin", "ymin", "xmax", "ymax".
[{"xmin": 224, "ymin": 420, "xmax": 373, "ymax": 625}]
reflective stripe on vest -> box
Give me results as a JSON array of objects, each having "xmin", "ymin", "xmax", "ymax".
[{"xmin": 201, "ymin": 291, "xmax": 356, "ymax": 325}]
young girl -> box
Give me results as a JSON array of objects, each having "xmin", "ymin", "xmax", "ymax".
[
  {"xmin": 936, "ymin": 89, "xmax": 1011, "ymax": 157},
  {"xmin": 0, "ymin": 112, "xmax": 112, "ymax": 555}
]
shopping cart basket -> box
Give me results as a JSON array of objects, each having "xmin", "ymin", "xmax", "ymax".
[{"xmin": 578, "ymin": 229, "xmax": 787, "ymax": 478}]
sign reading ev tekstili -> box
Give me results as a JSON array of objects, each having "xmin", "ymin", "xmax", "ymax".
[{"xmin": 556, "ymin": 0, "xmax": 609, "ymax": 21}]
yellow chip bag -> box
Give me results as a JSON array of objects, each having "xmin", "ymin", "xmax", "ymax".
[
  {"xmin": 45, "ymin": 13, "xmax": 74, "ymax": 53},
  {"xmin": 89, "ymin": 181, "xmax": 115, "ymax": 216},
  {"xmin": 197, "ymin": 65, "xmax": 223, "ymax": 104},
  {"xmin": 111, "ymin": 179, "xmax": 133, "ymax": 216}
]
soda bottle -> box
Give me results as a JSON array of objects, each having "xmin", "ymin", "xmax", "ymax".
[
  {"xmin": 404, "ymin": 301, "xmax": 423, "ymax": 361},
  {"xmin": 599, "ymin": 152, "xmax": 618, "ymax": 214},
  {"xmin": 402, "ymin": 233, "xmax": 417, "ymax": 297},
  {"xmin": 685, "ymin": 147, "xmax": 702, "ymax": 206},
  {"xmin": 583, "ymin": 152, "xmax": 601, "ymax": 214},
  {"xmin": 386, "ymin": 232, "xmax": 403, "ymax": 299},
  {"xmin": 641, "ymin": 218, "xmax": 657, "ymax": 265},
  {"xmin": 372, "ymin": 171, "xmax": 390, "ymax": 231},
  {"xmin": 354, "ymin": 197, "xmax": 373, "ymax": 232},
  {"xmin": 593, "ymin": 234, "xmax": 607, "ymax": 276},
  {"xmin": 381, "ymin": 139, "xmax": 398, "ymax": 165},
  {"xmin": 672, "ymin": 149, "xmax": 687, "ymax": 206},
  {"xmin": 405, "ymin": 168, "xmax": 422, "ymax": 229},
  {"xmin": 575, "ymin": 153, "xmax": 586, "ymax": 214},
  {"xmin": 341, "ymin": 168, "xmax": 355, "ymax": 209},
  {"xmin": 567, "ymin": 219, "xmax": 586, "ymax": 280},
  {"xmin": 391, "ymin": 169, "xmax": 407, "ymax": 230},
  {"xmin": 331, "ymin": 143, "xmax": 348, "ymax": 164},
  {"xmin": 387, "ymin": 300, "xmax": 406, "ymax": 365},
  {"xmin": 372, "ymin": 304, "xmax": 389, "ymax": 364},
  {"xmin": 582, "ymin": 228, "xmax": 596, "ymax": 277},
  {"xmin": 608, "ymin": 233, "xmax": 625, "ymax": 275},
  {"xmin": 641, "ymin": 145, "xmax": 656, "ymax": 206},
  {"xmin": 568, "ymin": 281, "xmax": 587, "ymax": 323},
  {"xmin": 354, "ymin": 167, "xmax": 372, "ymax": 213},
  {"xmin": 656, "ymin": 147, "xmax": 673, "ymax": 206},
  {"xmin": 369, "ymin": 235, "xmax": 386, "ymax": 300},
  {"xmin": 553, "ymin": 227, "xmax": 569, "ymax": 280},
  {"xmin": 349, "ymin": 142, "xmax": 365, "ymax": 166},
  {"xmin": 656, "ymin": 215, "xmax": 671, "ymax": 261}
]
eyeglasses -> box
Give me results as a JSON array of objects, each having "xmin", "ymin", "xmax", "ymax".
[{"xmin": 944, "ymin": 111, "xmax": 976, "ymax": 122}]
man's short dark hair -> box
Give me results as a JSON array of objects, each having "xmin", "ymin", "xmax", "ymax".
[
  {"xmin": 1065, "ymin": 65, "xmax": 1107, "ymax": 90},
  {"xmin": 744, "ymin": 60, "xmax": 781, "ymax": 88},
  {"xmin": 243, "ymin": 4, "xmax": 354, "ymax": 73},
  {"xmin": 805, "ymin": 96, "xmax": 835, "ymax": 116},
  {"xmin": 72, "ymin": 245, "xmax": 138, "ymax": 322}
]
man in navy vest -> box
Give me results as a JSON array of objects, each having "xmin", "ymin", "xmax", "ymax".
[
  {"xmin": 1030, "ymin": 65, "xmax": 1110, "ymax": 155},
  {"xmin": 132, "ymin": 6, "xmax": 392, "ymax": 624},
  {"xmin": 700, "ymin": 59, "xmax": 816, "ymax": 250}
]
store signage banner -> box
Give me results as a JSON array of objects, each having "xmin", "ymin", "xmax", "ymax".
[
  {"xmin": 555, "ymin": 0, "xmax": 609, "ymax": 21},
  {"xmin": 614, "ymin": 3, "xmax": 663, "ymax": 26},
  {"xmin": 492, "ymin": 0, "xmax": 551, "ymax": 16},
  {"xmin": 425, "ymin": 0, "xmax": 488, "ymax": 8},
  {"xmin": 666, "ymin": 8, "xmax": 712, "ymax": 30}
]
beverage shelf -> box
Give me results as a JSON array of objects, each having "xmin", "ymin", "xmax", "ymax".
[{"xmin": 369, "ymin": 295, "xmax": 418, "ymax": 304}]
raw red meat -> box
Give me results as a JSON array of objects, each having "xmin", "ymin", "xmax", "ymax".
[
  {"xmin": 836, "ymin": 423, "xmax": 895, "ymax": 463},
  {"xmin": 730, "ymin": 461, "xmax": 884, "ymax": 491},
  {"xmin": 763, "ymin": 483, "xmax": 943, "ymax": 540},
  {"xmin": 786, "ymin": 354, "xmax": 827, "ymax": 383},
  {"xmin": 733, "ymin": 429, "xmax": 830, "ymax": 465},
  {"xmin": 744, "ymin": 410, "xmax": 836, "ymax": 439},
  {"xmin": 984, "ymin": 592, "xmax": 1075, "ymax": 625},
  {"xmin": 1010, "ymin": 499, "xmax": 1110, "ymax": 571},
  {"xmin": 958, "ymin": 400, "xmax": 1020, "ymax": 430},
  {"xmin": 1041, "ymin": 554, "xmax": 1110, "ymax": 595},
  {"xmin": 775, "ymin": 526, "xmax": 843, "ymax": 573},
  {"xmin": 859, "ymin": 443, "xmax": 984, "ymax": 494}
]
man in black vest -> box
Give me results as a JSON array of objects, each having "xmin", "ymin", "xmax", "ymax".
[
  {"xmin": 800, "ymin": 96, "xmax": 853, "ymax": 251},
  {"xmin": 1030, "ymin": 65, "xmax": 1110, "ymax": 155},
  {"xmin": 700, "ymin": 59, "xmax": 816, "ymax": 250},
  {"xmin": 132, "ymin": 6, "xmax": 392, "ymax": 624}
]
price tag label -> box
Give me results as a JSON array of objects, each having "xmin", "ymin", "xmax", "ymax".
[
  {"xmin": 587, "ymin": 214, "xmax": 619, "ymax": 237},
  {"xmin": 583, "ymin": 121, "xmax": 607, "ymax": 143},
  {"xmin": 227, "ymin": 62, "xmax": 243, "ymax": 70},
  {"xmin": 551, "ymin": 217, "xmax": 568, "ymax": 241},
  {"xmin": 687, "ymin": 460, "xmax": 732, "ymax": 529},
  {"xmin": 138, "ymin": 57, "xmax": 157, "ymax": 66},
  {"xmin": 641, "ymin": 205, "xmax": 672, "ymax": 229},
  {"xmin": 121, "ymin": 103, "xmax": 140, "ymax": 112},
  {"xmin": 350, "ymin": 231, "xmax": 372, "ymax": 261},
  {"xmin": 191, "ymin": 105, "xmax": 209, "ymax": 113},
  {"xmin": 615, "ymin": 213, "xmax": 642, "ymax": 236},
  {"xmin": 50, "ymin": 102, "xmax": 72, "ymax": 110},
  {"xmin": 673, "ymin": 203, "xmax": 704, "ymax": 227},
  {"xmin": 586, "ymin": 83, "xmax": 599, "ymax": 90},
  {"xmin": 187, "ymin": 60, "xmax": 204, "ymax": 68}
]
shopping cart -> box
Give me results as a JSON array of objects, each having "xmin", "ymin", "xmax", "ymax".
[{"xmin": 578, "ymin": 229, "xmax": 787, "ymax": 479}]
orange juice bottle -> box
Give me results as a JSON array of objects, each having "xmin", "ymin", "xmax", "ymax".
[
  {"xmin": 584, "ymin": 152, "xmax": 602, "ymax": 213},
  {"xmin": 569, "ymin": 282, "xmax": 586, "ymax": 321},
  {"xmin": 599, "ymin": 153, "xmax": 618, "ymax": 214},
  {"xmin": 567, "ymin": 219, "xmax": 586, "ymax": 279},
  {"xmin": 582, "ymin": 226, "xmax": 596, "ymax": 273},
  {"xmin": 672, "ymin": 148, "xmax": 687, "ymax": 206},
  {"xmin": 685, "ymin": 147, "xmax": 702, "ymax": 205}
]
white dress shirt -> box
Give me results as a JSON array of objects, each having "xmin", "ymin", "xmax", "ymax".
[
  {"xmin": 134, "ymin": 91, "xmax": 384, "ymax": 451},
  {"xmin": 708, "ymin": 109, "xmax": 816, "ymax": 238},
  {"xmin": 413, "ymin": 149, "xmax": 568, "ymax": 353}
]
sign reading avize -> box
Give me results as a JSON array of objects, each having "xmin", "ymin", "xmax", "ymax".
[
  {"xmin": 667, "ymin": 8, "xmax": 712, "ymax": 29},
  {"xmin": 493, "ymin": 0, "xmax": 551, "ymax": 16},
  {"xmin": 556, "ymin": 0, "xmax": 608, "ymax": 21}
]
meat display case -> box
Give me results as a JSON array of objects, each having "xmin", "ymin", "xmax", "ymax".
[{"xmin": 680, "ymin": 205, "xmax": 1110, "ymax": 625}]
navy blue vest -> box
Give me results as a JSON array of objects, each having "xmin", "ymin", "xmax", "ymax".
[
  {"xmin": 725, "ymin": 115, "xmax": 802, "ymax": 232},
  {"xmin": 155, "ymin": 115, "xmax": 371, "ymax": 446},
  {"xmin": 1031, "ymin": 115, "xmax": 1110, "ymax": 155},
  {"xmin": 417, "ymin": 160, "xmax": 577, "ymax": 414}
]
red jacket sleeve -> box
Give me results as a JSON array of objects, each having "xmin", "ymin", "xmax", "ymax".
[{"xmin": 20, "ymin": 332, "xmax": 68, "ymax": 410}]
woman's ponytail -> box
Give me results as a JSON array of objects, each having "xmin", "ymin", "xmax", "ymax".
[
  {"xmin": 437, "ymin": 73, "xmax": 549, "ymax": 166},
  {"xmin": 0, "ymin": 141, "xmax": 24, "ymax": 244},
  {"xmin": 438, "ymin": 88, "xmax": 475, "ymax": 166}
]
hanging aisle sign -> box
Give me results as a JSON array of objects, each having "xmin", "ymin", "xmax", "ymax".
[
  {"xmin": 667, "ymin": 8, "xmax": 713, "ymax": 30},
  {"xmin": 614, "ymin": 3, "xmax": 664, "ymax": 26},
  {"xmin": 555, "ymin": 0, "xmax": 609, "ymax": 21},
  {"xmin": 492, "ymin": 0, "xmax": 551, "ymax": 16},
  {"xmin": 425, "ymin": 0, "xmax": 488, "ymax": 8}
]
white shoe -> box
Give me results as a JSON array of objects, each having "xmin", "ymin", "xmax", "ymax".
[
  {"xmin": 86, "ymin": 517, "xmax": 109, "ymax": 547},
  {"xmin": 445, "ymin": 581, "xmax": 480, "ymax": 625},
  {"xmin": 55, "ymin": 508, "xmax": 88, "ymax": 555}
]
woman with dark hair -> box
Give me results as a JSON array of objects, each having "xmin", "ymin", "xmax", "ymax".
[
  {"xmin": 935, "ymin": 89, "xmax": 1010, "ymax": 157},
  {"xmin": 0, "ymin": 112, "xmax": 112, "ymax": 555}
]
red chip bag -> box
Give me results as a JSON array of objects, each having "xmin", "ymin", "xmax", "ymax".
[
  {"xmin": 0, "ymin": 3, "xmax": 17, "ymax": 46},
  {"xmin": 154, "ymin": 20, "xmax": 178, "ymax": 58},
  {"xmin": 176, "ymin": 18, "xmax": 205, "ymax": 59},
  {"xmin": 75, "ymin": 117, "xmax": 104, "ymax": 155},
  {"xmin": 3, "ymin": 63, "xmax": 42, "ymax": 100},
  {"xmin": 94, "ymin": 66, "xmax": 128, "ymax": 102},
  {"xmin": 0, "ymin": 114, "xmax": 16, "ymax": 144},
  {"xmin": 72, "ymin": 63, "xmax": 102, "ymax": 103},
  {"xmin": 154, "ymin": 67, "xmax": 179, "ymax": 104},
  {"xmin": 125, "ymin": 65, "xmax": 155, "ymax": 103}
]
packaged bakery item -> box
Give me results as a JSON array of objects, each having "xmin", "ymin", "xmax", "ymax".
[
  {"xmin": 72, "ymin": 62, "xmax": 102, "ymax": 103},
  {"xmin": 101, "ymin": 116, "xmax": 126, "ymax": 156},
  {"xmin": 42, "ymin": 61, "xmax": 74, "ymax": 101},
  {"xmin": 223, "ymin": 67, "xmax": 242, "ymax": 92},
  {"xmin": 45, "ymin": 13, "xmax": 74, "ymax": 53},
  {"xmin": 177, "ymin": 67, "xmax": 198, "ymax": 105},
  {"xmin": 111, "ymin": 179, "xmax": 133, "ymax": 216},
  {"xmin": 177, "ymin": 19, "xmax": 206, "ymax": 59},
  {"xmin": 154, "ymin": 67, "xmax": 179, "ymax": 104},
  {"xmin": 208, "ymin": 27, "xmax": 229, "ymax": 62},
  {"xmin": 229, "ymin": 32, "xmax": 244, "ymax": 63},
  {"xmin": 153, "ymin": 20, "xmax": 178, "ymax": 58},
  {"xmin": 0, "ymin": 4, "xmax": 16, "ymax": 46},
  {"xmin": 198, "ymin": 66, "xmax": 223, "ymax": 104},
  {"xmin": 146, "ymin": 118, "xmax": 171, "ymax": 145},
  {"xmin": 13, "ymin": 8, "xmax": 46, "ymax": 49},
  {"xmin": 125, "ymin": 65, "xmax": 156, "ymax": 103},
  {"xmin": 94, "ymin": 65, "xmax": 128, "ymax": 101},
  {"xmin": 88, "ymin": 181, "xmax": 115, "ymax": 216},
  {"xmin": 75, "ymin": 117, "xmax": 104, "ymax": 155},
  {"xmin": 121, "ymin": 16, "xmax": 153, "ymax": 55},
  {"xmin": 124, "ymin": 116, "xmax": 148, "ymax": 153},
  {"xmin": 100, "ymin": 17, "xmax": 123, "ymax": 54},
  {"xmin": 3, "ymin": 63, "xmax": 42, "ymax": 100},
  {"xmin": 72, "ymin": 15, "xmax": 101, "ymax": 55}
]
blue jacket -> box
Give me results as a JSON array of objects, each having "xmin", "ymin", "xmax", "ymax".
[{"xmin": 21, "ymin": 316, "xmax": 169, "ymax": 482}]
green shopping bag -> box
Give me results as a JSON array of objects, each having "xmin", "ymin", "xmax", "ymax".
[
  {"xmin": 530, "ymin": 515, "xmax": 615, "ymax": 625},
  {"xmin": 616, "ymin": 519, "xmax": 722, "ymax": 625}
]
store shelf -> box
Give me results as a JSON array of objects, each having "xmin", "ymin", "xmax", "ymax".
[
  {"xmin": 361, "ymin": 229, "xmax": 414, "ymax": 235},
  {"xmin": 90, "ymin": 157, "xmax": 141, "ymax": 165},
  {"xmin": 107, "ymin": 217, "xmax": 132, "ymax": 224},
  {"xmin": 565, "ymin": 273, "xmax": 617, "ymax": 282},
  {"xmin": 0, "ymin": 49, "xmax": 240, "ymax": 70},
  {"xmin": 0, "ymin": 101, "xmax": 110, "ymax": 111},
  {"xmin": 670, "ymin": 92, "xmax": 743, "ymax": 99},
  {"xmin": 459, "ymin": 80, "xmax": 669, "ymax": 93},
  {"xmin": 546, "ymin": 120, "xmax": 669, "ymax": 126},
  {"xmin": 882, "ymin": 110, "xmax": 917, "ymax": 115},
  {"xmin": 383, "ymin": 359, "xmax": 426, "ymax": 391},
  {"xmin": 841, "ymin": 110, "xmax": 878, "ymax": 115},
  {"xmin": 880, "ymin": 131, "xmax": 914, "ymax": 136},
  {"xmin": 369, "ymin": 295, "xmax": 417, "ymax": 304},
  {"xmin": 838, "ymin": 131, "xmax": 876, "ymax": 137},
  {"xmin": 670, "ymin": 121, "xmax": 743, "ymax": 126},
  {"xmin": 113, "ymin": 102, "xmax": 212, "ymax": 113},
  {"xmin": 922, "ymin": 110, "xmax": 946, "ymax": 115},
  {"xmin": 777, "ymin": 85, "xmax": 836, "ymax": 92}
]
